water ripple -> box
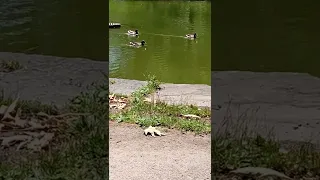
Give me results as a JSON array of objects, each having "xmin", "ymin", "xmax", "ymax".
[{"xmin": 0, "ymin": 0, "xmax": 34, "ymax": 28}]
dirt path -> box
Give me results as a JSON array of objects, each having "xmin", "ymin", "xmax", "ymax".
[{"xmin": 109, "ymin": 121, "xmax": 211, "ymax": 180}]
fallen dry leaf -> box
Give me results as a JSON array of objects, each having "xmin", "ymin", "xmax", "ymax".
[
  {"xmin": 2, "ymin": 118, "xmax": 28, "ymax": 128},
  {"xmin": 144, "ymin": 126, "xmax": 166, "ymax": 137},
  {"xmin": 143, "ymin": 97, "xmax": 151, "ymax": 103},
  {"xmin": 118, "ymin": 103, "xmax": 126, "ymax": 109},
  {"xmin": 28, "ymin": 119, "xmax": 47, "ymax": 129},
  {"xmin": 27, "ymin": 132, "xmax": 54, "ymax": 151},
  {"xmin": 23, "ymin": 131, "xmax": 43, "ymax": 138},
  {"xmin": 14, "ymin": 119, "xmax": 28, "ymax": 127},
  {"xmin": 1, "ymin": 96, "xmax": 19, "ymax": 121},
  {"xmin": 37, "ymin": 112, "xmax": 50, "ymax": 118},
  {"xmin": 230, "ymin": 167, "xmax": 292, "ymax": 180},
  {"xmin": 109, "ymin": 103, "xmax": 126, "ymax": 109},
  {"xmin": 5, "ymin": 97, "xmax": 19, "ymax": 114},
  {"xmin": 15, "ymin": 108, "xmax": 21, "ymax": 119},
  {"xmin": 181, "ymin": 114, "xmax": 201, "ymax": 119},
  {"xmin": 109, "ymin": 94, "xmax": 127, "ymax": 110},
  {"xmin": 0, "ymin": 105, "xmax": 7, "ymax": 114},
  {"xmin": 109, "ymin": 94, "xmax": 129, "ymax": 106},
  {"xmin": 0, "ymin": 135, "xmax": 31, "ymax": 147},
  {"xmin": 10, "ymin": 107, "xmax": 28, "ymax": 128},
  {"xmin": 109, "ymin": 94, "xmax": 115, "ymax": 100},
  {"xmin": 16, "ymin": 140, "xmax": 30, "ymax": 151},
  {"xmin": 117, "ymin": 99, "xmax": 126, "ymax": 103}
]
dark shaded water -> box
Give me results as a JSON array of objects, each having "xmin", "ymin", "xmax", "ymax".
[
  {"xmin": 0, "ymin": 0, "xmax": 107, "ymax": 61},
  {"xmin": 109, "ymin": 1, "xmax": 211, "ymax": 84},
  {"xmin": 213, "ymin": 1, "xmax": 320, "ymax": 77}
]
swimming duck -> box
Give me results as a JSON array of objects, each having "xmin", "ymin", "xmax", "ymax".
[
  {"xmin": 127, "ymin": 29, "xmax": 139, "ymax": 35},
  {"xmin": 129, "ymin": 40, "xmax": 146, "ymax": 47},
  {"xmin": 185, "ymin": 33, "xmax": 197, "ymax": 39}
]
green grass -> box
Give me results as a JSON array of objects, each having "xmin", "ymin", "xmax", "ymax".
[
  {"xmin": 0, "ymin": 90, "xmax": 59, "ymax": 116},
  {"xmin": 0, "ymin": 79, "xmax": 108, "ymax": 179},
  {"xmin": 110, "ymin": 75, "xmax": 211, "ymax": 134},
  {"xmin": 213, "ymin": 103, "xmax": 320, "ymax": 179},
  {"xmin": 0, "ymin": 60, "xmax": 23, "ymax": 72}
]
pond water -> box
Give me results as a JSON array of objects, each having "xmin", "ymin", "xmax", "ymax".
[
  {"xmin": 213, "ymin": 1, "xmax": 320, "ymax": 78},
  {"xmin": 0, "ymin": 0, "xmax": 106, "ymax": 61},
  {"xmin": 109, "ymin": 1, "xmax": 211, "ymax": 85}
]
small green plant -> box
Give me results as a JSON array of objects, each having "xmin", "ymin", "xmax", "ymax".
[
  {"xmin": 110, "ymin": 75, "xmax": 211, "ymax": 134},
  {"xmin": 131, "ymin": 74, "xmax": 161, "ymax": 106},
  {"xmin": 145, "ymin": 74, "xmax": 161, "ymax": 91},
  {"xmin": 0, "ymin": 60, "xmax": 23, "ymax": 72}
]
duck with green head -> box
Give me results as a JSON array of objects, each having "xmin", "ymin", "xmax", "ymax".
[
  {"xmin": 127, "ymin": 29, "xmax": 139, "ymax": 36},
  {"xmin": 185, "ymin": 32, "xmax": 197, "ymax": 39},
  {"xmin": 129, "ymin": 40, "xmax": 146, "ymax": 47}
]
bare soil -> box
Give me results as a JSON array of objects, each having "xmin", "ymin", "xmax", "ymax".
[{"xmin": 109, "ymin": 121, "xmax": 211, "ymax": 180}]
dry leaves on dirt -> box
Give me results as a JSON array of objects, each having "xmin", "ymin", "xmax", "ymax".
[
  {"xmin": 0, "ymin": 97, "xmax": 87, "ymax": 152},
  {"xmin": 109, "ymin": 94, "xmax": 128, "ymax": 110}
]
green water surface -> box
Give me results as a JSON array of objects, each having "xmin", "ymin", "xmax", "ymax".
[
  {"xmin": 0, "ymin": 0, "xmax": 107, "ymax": 61},
  {"xmin": 109, "ymin": 1, "xmax": 211, "ymax": 85},
  {"xmin": 213, "ymin": 0, "xmax": 320, "ymax": 77}
]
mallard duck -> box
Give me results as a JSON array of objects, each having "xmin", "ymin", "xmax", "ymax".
[
  {"xmin": 127, "ymin": 29, "xmax": 139, "ymax": 35},
  {"xmin": 129, "ymin": 40, "xmax": 146, "ymax": 47},
  {"xmin": 185, "ymin": 33, "xmax": 197, "ymax": 39}
]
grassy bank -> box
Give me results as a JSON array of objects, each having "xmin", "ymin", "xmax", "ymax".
[
  {"xmin": 213, "ymin": 103, "xmax": 320, "ymax": 180},
  {"xmin": 109, "ymin": 75, "xmax": 211, "ymax": 134},
  {"xmin": 0, "ymin": 78, "xmax": 108, "ymax": 179}
]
